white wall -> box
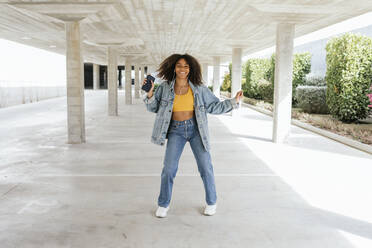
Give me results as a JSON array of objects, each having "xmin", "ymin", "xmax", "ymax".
[
  {"xmin": 0, "ymin": 86, "xmax": 66, "ymax": 108},
  {"xmin": 0, "ymin": 38, "xmax": 66, "ymax": 108}
]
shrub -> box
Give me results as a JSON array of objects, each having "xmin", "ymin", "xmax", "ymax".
[
  {"xmin": 293, "ymin": 52, "xmax": 312, "ymax": 88},
  {"xmin": 221, "ymin": 73, "xmax": 231, "ymax": 92},
  {"xmin": 265, "ymin": 52, "xmax": 312, "ymax": 104},
  {"xmin": 265, "ymin": 54, "xmax": 276, "ymax": 85},
  {"xmin": 242, "ymin": 78, "xmax": 269, "ymax": 100},
  {"xmin": 243, "ymin": 58, "xmax": 271, "ymax": 99},
  {"xmin": 305, "ymin": 76, "xmax": 326, "ymax": 86},
  {"xmin": 257, "ymin": 81, "xmax": 274, "ymax": 103},
  {"xmin": 295, "ymin": 86, "xmax": 329, "ymax": 114},
  {"xmin": 220, "ymin": 63, "xmax": 232, "ymax": 92},
  {"xmin": 325, "ymin": 33, "xmax": 372, "ymax": 122},
  {"xmin": 208, "ymin": 85, "xmax": 213, "ymax": 92}
]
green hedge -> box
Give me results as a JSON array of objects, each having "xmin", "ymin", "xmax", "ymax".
[
  {"xmin": 257, "ymin": 81, "xmax": 274, "ymax": 103},
  {"xmin": 293, "ymin": 53, "xmax": 312, "ymax": 89},
  {"xmin": 221, "ymin": 73, "xmax": 231, "ymax": 92},
  {"xmin": 222, "ymin": 53, "xmax": 311, "ymax": 104},
  {"xmin": 265, "ymin": 54, "xmax": 275, "ymax": 86},
  {"xmin": 264, "ymin": 52, "xmax": 311, "ymax": 104},
  {"xmin": 221, "ymin": 63, "xmax": 232, "ymax": 92},
  {"xmin": 325, "ymin": 33, "xmax": 372, "ymax": 122},
  {"xmin": 242, "ymin": 58, "xmax": 271, "ymax": 99},
  {"xmin": 295, "ymin": 86, "xmax": 328, "ymax": 114},
  {"xmin": 305, "ymin": 76, "xmax": 326, "ymax": 86}
]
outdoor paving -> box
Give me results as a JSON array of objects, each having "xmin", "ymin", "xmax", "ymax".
[{"xmin": 0, "ymin": 89, "xmax": 371, "ymax": 248}]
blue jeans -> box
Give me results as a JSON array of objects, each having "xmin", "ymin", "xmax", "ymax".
[{"xmin": 158, "ymin": 116, "xmax": 217, "ymax": 207}]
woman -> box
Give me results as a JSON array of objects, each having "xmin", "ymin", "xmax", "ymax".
[{"xmin": 142, "ymin": 54, "xmax": 243, "ymax": 218}]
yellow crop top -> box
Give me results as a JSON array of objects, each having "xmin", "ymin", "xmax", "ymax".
[{"xmin": 172, "ymin": 87, "xmax": 194, "ymax": 112}]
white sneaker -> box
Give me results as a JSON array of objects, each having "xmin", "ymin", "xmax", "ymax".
[
  {"xmin": 155, "ymin": 206, "xmax": 169, "ymax": 218},
  {"xmin": 204, "ymin": 204, "xmax": 217, "ymax": 216}
]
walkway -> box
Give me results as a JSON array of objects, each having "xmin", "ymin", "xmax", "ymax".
[{"xmin": 0, "ymin": 90, "xmax": 371, "ymax": 248}]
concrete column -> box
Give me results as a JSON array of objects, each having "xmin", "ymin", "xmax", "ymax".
[
  {"xmin": 213, "ymin": 56, "xmax": 220, "ymax": 97},
  {"xmin": 273, "ymin": 23, "xmax": 295, "ymax": 143},
  {"xmin": 231, "ymin": 48, "xmax": 243, "ymax": 116},
  {"xmin": 125, "ymin": 57, "xmax": 132, "ymax": 105},
  {"xmin": 134, "ymin": 64, "xmax": 140, "ymax": 98},
  {"xmin": 107, "ymin": 46, "xmax": 118, "ymax": 116},
  {"xmin": 202, "ymin": 63, "xmax": 209, "ymax": 85},
  {"xmin": 66, "ymin": 21, "xmax": 85, "ymax": 144},
  {"xmin": 231, "ymin": 48, "xmax": 242, "ymax": 98},
  {"xmin": 93, "ymin": 63, "xmax": 100, "ymax": 90}
]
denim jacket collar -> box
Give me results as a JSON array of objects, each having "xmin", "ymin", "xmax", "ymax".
[{"xmin": 169, "ymin": 78, "xmax": 198, "ymax": 98}]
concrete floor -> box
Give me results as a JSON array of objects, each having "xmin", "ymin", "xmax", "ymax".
[{"xmin": 1, "ymin": 90, "xmax": 371, "ymax": 248}]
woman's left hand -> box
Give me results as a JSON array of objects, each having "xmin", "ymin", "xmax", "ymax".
[{"xmin": 234, "ymin": 90, "xmax": 243, "ymax": 103}]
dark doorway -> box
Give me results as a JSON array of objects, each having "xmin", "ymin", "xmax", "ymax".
[
  {"xmin": 84, "ymin": 64, "xmax": 124, "ymax": 89},
  {"xmin": 131, "ymin": 65, "xmax": 135, "ymax": 85},
  {"xmin": 84, "ymin": 63, "xmax": 93, "ymax": 89},
  {"xmin": 99, "ymin": 65, "xmax": 107, "ymax": 89},
  {"xmin": 118, "ymin": 66, "xmax": 124, "ymax": 88}
]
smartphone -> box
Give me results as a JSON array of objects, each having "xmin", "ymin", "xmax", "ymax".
[{"xmin": 141, "ymin": 75, "xmax": 155, "ymax": 92}]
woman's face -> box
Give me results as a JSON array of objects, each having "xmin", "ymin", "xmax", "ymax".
[{"xmin": 175, "ymin": 58, "xmax": 190, "ymax": 79}]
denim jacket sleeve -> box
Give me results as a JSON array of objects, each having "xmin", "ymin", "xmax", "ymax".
[
  {"xmin": 142, "ymin": 83, "xmax": 163, "ymax": 113},
  {"xmin": 201, "ymin": 85, "xmax": 239, "ymax": 114}
]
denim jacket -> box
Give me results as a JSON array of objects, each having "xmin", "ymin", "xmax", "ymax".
[{"xmin": 143, "ymin": 79, "xmax": 238, "ymax": 151}]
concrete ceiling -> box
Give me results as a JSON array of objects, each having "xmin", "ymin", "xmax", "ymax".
[{"xmin": 0, "ymin": 0, "xmax": 371, "ymax": 65}]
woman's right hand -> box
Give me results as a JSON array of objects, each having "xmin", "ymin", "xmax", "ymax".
[{"xmin": 142, "ymin": 78, "xmax": 155, "ymax": 98}]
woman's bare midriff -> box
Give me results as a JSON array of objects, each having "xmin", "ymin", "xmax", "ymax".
[{"xmin": 172, "ymin": 111, "xmax": 194, "ymax": 121}]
